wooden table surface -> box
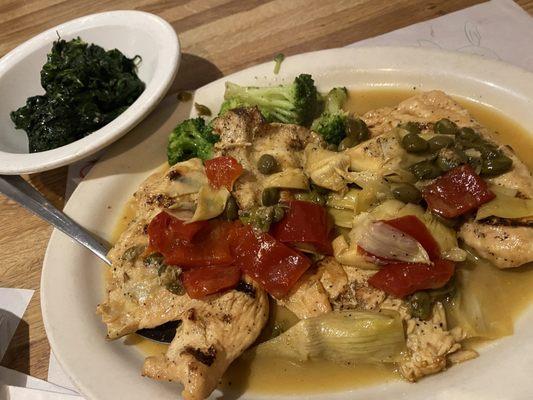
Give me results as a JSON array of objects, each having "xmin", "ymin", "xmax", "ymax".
[{"xmin": 1, "ymin": 0, "xmax": 532, "ymax": 382}]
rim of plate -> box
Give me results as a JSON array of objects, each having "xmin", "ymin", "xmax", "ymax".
[
  {"xmin": 0, "ymin": 10, "xmax": 179, "ymax": 174},
  {"xmin": 42, "ymin": 46, "xmax": 533, "ymax": 400}
]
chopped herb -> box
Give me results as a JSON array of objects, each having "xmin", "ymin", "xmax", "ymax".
[
  {"xmin": 273, "ymin": 53, "xmax": 285, "ymax": 75},
  {"xmin": 10, "ymin": 37, "xmax": 145, "ymax": 152},
  {"xmin": 194, "ymin": 102, "xmax": 212, "ymax": 116}
]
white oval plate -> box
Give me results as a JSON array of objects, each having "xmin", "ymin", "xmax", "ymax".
[
  {"xmin": 42, "ymin": 47, "xmax": 533, "ymax": 400},
  {"xmin": 0, "ymin": 10, "xmax": 179, "ymax": 174}
]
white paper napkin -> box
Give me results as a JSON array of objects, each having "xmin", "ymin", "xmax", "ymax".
[
  {"xmin": 50, "ymin": 0, "xmax": 533, "ymax": 396},
  {"xmin": 0, "ymin": 288, "xmax": 33, "ymax": 361}
]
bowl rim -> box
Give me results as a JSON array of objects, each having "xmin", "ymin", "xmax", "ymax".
[{"xmin": 0, "ymin": 10, "xmax": 180, "ymax": 175}]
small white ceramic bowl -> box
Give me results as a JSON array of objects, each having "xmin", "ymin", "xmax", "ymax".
[{"xmin": 0, "ymin": 10, "xmax": 180, "ymax": 175}]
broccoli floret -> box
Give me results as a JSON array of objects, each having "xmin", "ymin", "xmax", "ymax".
[
  {"xmin": 167, "ymin": 118, "xmax": 219, "ymax": 165},
  {"xmin": 218, "ymin": 97, "xmax": 247, "ymax": 116},
  {"xmin": 221, "ymin": 73, "xmax": 319, "ymax": 125},
  {"xmin": 311, "ymin": 87, "xmax": 349, "ymax": 145}
]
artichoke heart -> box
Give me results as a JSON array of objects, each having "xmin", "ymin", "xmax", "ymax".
[
  {"xmin": 262, "ymin": 168, "xmax": 309, "ymax": 190},
  {"xmin": 304, "ymin": 144, "xmax": 350, "ymax": 191},
  {"xmin": 476, "ymin": 185, "xmax": 533, "ymax": 221},
  {"xmin": 189, "ymin": 184, "xmax": 230, "ymax": 222},
  {"xmin": 255, "ymin": 310, "xmax": 405, "ymax": 363},
  {"xmin": 164, "ymin": 158, "xmax": 208, "ymax": 197}
]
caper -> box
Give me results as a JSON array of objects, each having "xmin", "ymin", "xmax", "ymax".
[
  {"xmin": 294, "ymin": 190, "xmax": 326, "ymax": 206},
  {"xmin": 401, "ymin": 133, "xmax": 429, "ymax": 153},
  {"xmin": 122, "ymin": 245, "xmax": 145, "ymax": 261},
  {"xmin": 194, "ymin": 102, "xmax": 212, "ymax": 116},
  {"xmin": 409, "ymin": 160, "xmax": 442, "ymax": 180},
  {"xmin": 436, "ymin": 150, "xmax": 464, "ymax": 172},
  {"xmin": 428, "ymin": 135, "xmax": 454, "ymax": 152},
  {"xmin": 257, "ymin": 154, "xmax": 278, "ymax": 175},
  {"xmin": 272, "ymin": 205, "xmax": 285, "ymax": 222},
  {"xmin": 432, "ymin": 213, "xmax": 459, "ymax": 228},
  {"xmin": 222, "ymin": 196, "xmax": 239, "ymax": 220},
  {"xmin": 434, "ymin": 118, "xmax": 458, "ymax": 135},
  {"xmin": 480, "ymin": 155, "xmax": 513, "ymax": 177},
  {"xmin": 262, "ymin": 187, "xmax": 280, "ymax": 206},
  {"xmin": 165, "ymin": 281, "xmax": 185, "ymax": 296},
  {"xmin": 429, "ymin": 275, "xmax": 456, "ymax": 300},
  {"xmin": 392, "ymin": 183, "xmax": 422, "ymax": 204},
  {"xmin": 338, "ymin": 135, "xmax": 358, "ymax": 151},
  {"xmin": 456, "ymin": 127, "xmax": 479, "ymax": 144},
  {"xmin": 400, "ymin": 121, "xmax": 421, "ymax": 135},
  {"xmin": 347, "ymin": 118, "xmax": 370, "ymax": 142},
  {"xmin": 408, "ymin": 291, "xmax": 432, "ymax": 320},
  {"xmin": 144, "ymin": 252, "xmax": 164, "ymax": 267}
]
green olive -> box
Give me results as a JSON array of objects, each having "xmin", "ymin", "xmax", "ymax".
[
  {"xmin": 428, "ymin": 135, "xmax": 454, "ymax": 152},
  {"xmin": 338, "ymin": 136, "xmax": 358, "ymax": 151},
  {"xmin": 222, "ymin": 196, "xmax": 239, "ymax": 220},
  {"xmin": 400, "ymin": 121, "xmax": 421, "ymax": 135},
  {"xmin": 410, "ymin": 160, "xmax": 442, "ymax": 180},
  {"xmin": 480, "ymin": 155, "xmax": 513, "ymax": 177},
  {"xmin": 392, "ymin": 183, "xmax": 422, "ymax": 204},
  {"xmin": 257, "ymin": 154, "xmax": 278, "ymax": 175},
  {"xmin": 347, "ymin": 118, "xmax": 370, "ymax": 142},
  {"xmin": 408, "ymin": 291, "xmax": 432, "ymax": 320},
  {"xmin": 262, "ymin": 187, "xmax": 280, "ymax": 206},
  {"xmin": 401, "ymin": 133, "xmax": 429, "ymax": 153}
]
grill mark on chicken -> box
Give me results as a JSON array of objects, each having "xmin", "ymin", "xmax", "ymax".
[
  {"xmin": 236, "ymin": 280, "xmax": 256, "ymax": 298},
  {"xmin": 183, "ymin": 346, "xmax": 217, "ymax": 366}
]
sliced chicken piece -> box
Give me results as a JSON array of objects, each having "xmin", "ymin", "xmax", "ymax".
[
  {"xmin": 332, "ymin": 265, "xmax": 386, "ymax": 311},
  {"xmin": 97, "ymin": 218, "xmax": 182, "ymax": 339},
  {"xmin": 459, "ymin": 221, "xmax": 533, "ymax": 268},
  {"xmin": 133, "ymin": 158, "xmax": 206, "ymax": 220},
  {"xmin": 213, "ymin": 107, "xmax": 323, "ymax": 209},
  {"xmin": 318, "ymin": 257, "xmax": 348, "ymax": 300},
  {"xmin": 277, "ymin": 270, "xmax": 332, "ymax": 319},
  {"xmin": 362, "ymin": 90, "xmax": 476, "ymax": 137},
  {"xmin": 142, "ymin": 280, "xmax": 268, "ymax": 400},
  {"xmin": 381, "ymin": 300, "xmax": 467, "ymax": 381}
]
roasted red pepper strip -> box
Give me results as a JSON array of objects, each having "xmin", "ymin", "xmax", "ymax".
[
  {"xmin": 147, "ymin": 211, "xmax": 208, "ymax": 250},
  {"xmin": 181, "ymin": 265, "xmax": 241, "ymax": 299},
  {"xmin": 148, "ymin": 212, "xmax": 237, "ymax": 268},
  {"xmin": 368, "ymin": 260, "xmax": 455, "ymax": 298},
  {"xmin": 205, "ymin": 156, "xmax": 243, "ymax": 191},
  {"xmin": 231, "ymin": 225, "xmax": 312, "ymax": 298},
  {"xmin": 271, "ymin": 200, "xmax": 333, "ymax": 255},
  {"xmin": 382, "ymin": 215, "xmax": 440, "ymax": 261},
  {"xmin": 422, "ymin": 164, "xmax": 495, "ymax": 218}
]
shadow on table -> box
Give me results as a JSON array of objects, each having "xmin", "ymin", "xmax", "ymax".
[
  {"xmin": 171, "ymin": 52, "xmax": 224, "ymax": 91},
  {"xmin": 80, "ymin": 53, "xmax": 224, "ymax": 178},
  {"xmin": 0, "ymin": 309, "xmax": 30, "ymax": 376}
]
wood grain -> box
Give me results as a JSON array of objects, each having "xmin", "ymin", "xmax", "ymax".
[{"xmin": 0, "ymin": 0, "xmax": 532, "ymax": 382}]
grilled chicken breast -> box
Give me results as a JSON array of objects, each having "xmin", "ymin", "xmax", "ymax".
[
  {"xmin": 98, "ymin": 158, "xmax": 269, "ymax": 400},
  {"xmin": 212, "ymin": 107, "xmax": 323, "ymax": 209},
  {"xmin": 142, "ymin": 278, "xmax": 268, "ymax": 400}
]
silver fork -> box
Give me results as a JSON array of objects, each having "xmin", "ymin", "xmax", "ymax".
[{"xmin": 0, "ymin": 175, "xmax": 111, "ymax": 265}]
